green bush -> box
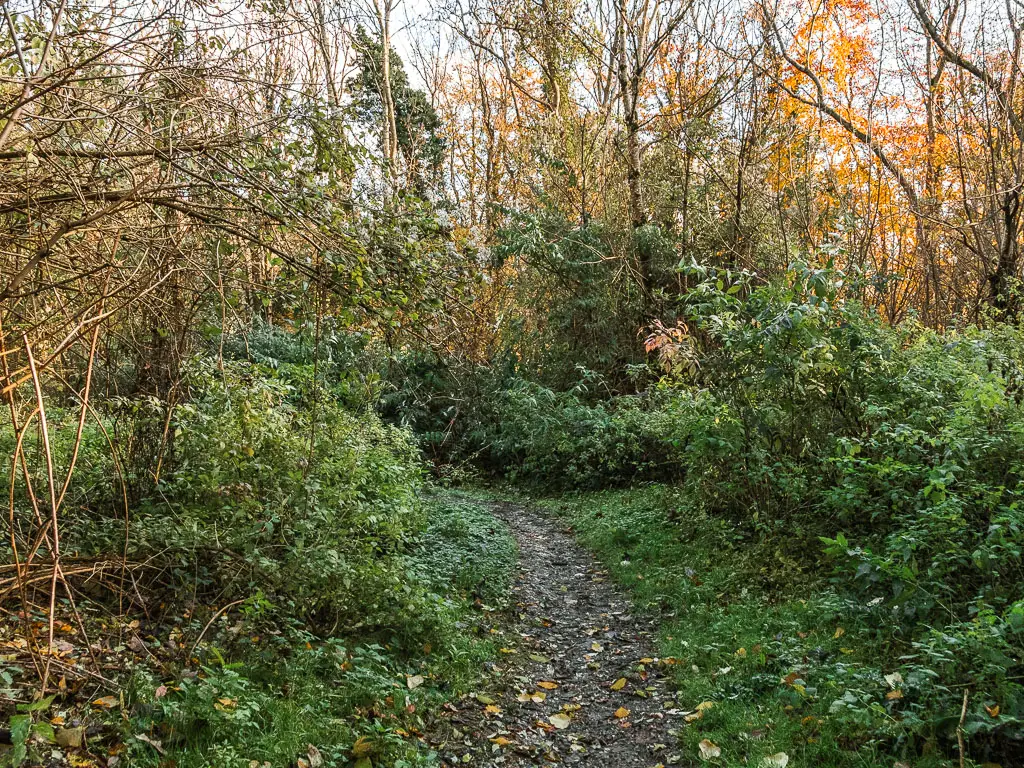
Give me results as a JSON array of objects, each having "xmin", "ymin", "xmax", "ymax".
[
  {"xmin": 0, "ymin": 342, "xmax": 519, "ymax": 767},
  {"xmin": 395, "ymin": 261, "xmax": 1024, "ymax": 760}
]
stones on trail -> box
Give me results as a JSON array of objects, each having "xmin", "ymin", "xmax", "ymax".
[{"xmin": 428, "ymin": 501, "xmax": 684, "ymax": 768}]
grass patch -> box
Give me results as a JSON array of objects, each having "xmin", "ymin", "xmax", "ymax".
[
  {"xmin": 413, "ymin": 491, "xmax": 517, "ymax": 606},
  {"xmin": 539, "ymin": 485, "xmax": 981, "ymax": 768}
]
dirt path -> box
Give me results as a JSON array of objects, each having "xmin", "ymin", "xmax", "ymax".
[{"xmin": 430, "ymin": 500, "xmax": 685, "ymax": 767}]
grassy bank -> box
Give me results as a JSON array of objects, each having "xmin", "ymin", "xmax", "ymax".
[{"xmin": 539, "ymin": 486, "xmax": 1020, "ymax": 768}]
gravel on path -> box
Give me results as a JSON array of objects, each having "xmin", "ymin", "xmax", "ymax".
[{"xmin": 429, "ymin": 500, "xmax": 687, "ymax": 767}]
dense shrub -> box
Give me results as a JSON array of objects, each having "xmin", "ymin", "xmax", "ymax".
[
  {"xmin": 392, "ymin": 263, "xmax": 1024, "ymax": 757},
  {"xmin": 1, "ymin": 337, "xmax": 517, "ymax": 767}
]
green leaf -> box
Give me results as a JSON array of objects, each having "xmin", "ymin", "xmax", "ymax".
[{"xmin": 9, "ymin": 714, "xmax": 31, "ymax": 766}]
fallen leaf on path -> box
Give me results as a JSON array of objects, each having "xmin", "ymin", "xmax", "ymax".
[
  {"xmin": 611, "ymin": 678, "xmax": 627, "ymax": 691},
  {"xmin": 614, "ymin": 707, "xmax": 630, "ymax": 719},
  {"xmin": 536, "ymin": 681, "xmax": 559, "ymax": 690},
  {"xmin": 518, "ymin": 691, "xmax": 547, "ymax": 703},
  {"xmin": 548, "ymin": 713, "xmax": 571, "ymax": 729},
  {"xmin": 529, "ymin": 654, "xmax": 550, "ymax": 663}
]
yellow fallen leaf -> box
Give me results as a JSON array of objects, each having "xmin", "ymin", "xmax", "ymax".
[
  {"xmin": 698, "ymin": 739, "xmax": 721, "ymax": 760},
  {"xmin": 537, "ymin": 681, "xmax": 559, "ymax": 690},
  {"xmin": 639, "ymin": 657, "xmax": 655, "ymax": 664},
  {"xmin": 485, "ymin": 704, "xmax": 502, "ymax": 715},
  {"xmin": 352, "ymin": 736, "xmax": 374, "ymax": 758},
  {"xmin": 696, "ymin": 700, "xmax": 715, "ymax": 712},
  {"xmin": 214, "ymin": 697, "xmax": 237, "ymax": 711},
  {"xmin": 614, "ymin": 706, "xmax": 630, "ymax": 719},
  {"xmin": 886, "ymin": 689, "xmax": 903, "ymax": 700},
  {"xmin": 834, "ymin": 627, "xmax": 845, "ymax": 639},
  {"xmin": 490, "ymin": 736, "xmax": 512, "ymax": 746},
  {"xmin": 518, "ymin": 690, "xmax": 547, "ymax": 703},
  {"xmin": 92, "ymin": 696, "xmax": 118, "ymax": 709},
  {"xmin": 611, "ymin": 678, "xmax": 627, "ymax": 691},
  {"xmin": 548, "ymin": 713, "xmax": 571, "ymax": 729}
]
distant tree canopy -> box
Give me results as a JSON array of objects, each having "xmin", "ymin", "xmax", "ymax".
[{"xmin": 350, "ymin": 25, "xmax": 445, "ymax": 192}]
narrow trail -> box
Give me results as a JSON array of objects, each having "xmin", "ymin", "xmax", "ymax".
[{"xmin": 431, "ymin": 501, "xmax": 684, "ymax": 767}]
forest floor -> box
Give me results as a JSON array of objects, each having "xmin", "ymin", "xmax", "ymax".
[{"xmin": 427, "ymin": 499, "xmax": 685, "ymax": 767}]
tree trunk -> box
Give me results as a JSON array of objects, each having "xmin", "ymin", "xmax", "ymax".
[
  {"xmin": 990, "ymin": 191, "xmax": 1021, "ymax": 318},
  {"xmin": 377, "ymin": 0, "xmax": 398, "ymax": 183},
  {"xmin": 616, "ymin": 0, "xmax": 648, "ymax": 296}
]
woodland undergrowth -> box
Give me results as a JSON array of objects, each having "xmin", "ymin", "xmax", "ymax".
[{"xmin": 398, "ymin": 264, "xmax": 1024, "ymax": 767}]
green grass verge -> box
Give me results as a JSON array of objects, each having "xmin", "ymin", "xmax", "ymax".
[{"xmin": 538, "ymin": 485, "xmax": 970, "ymax": 768}]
